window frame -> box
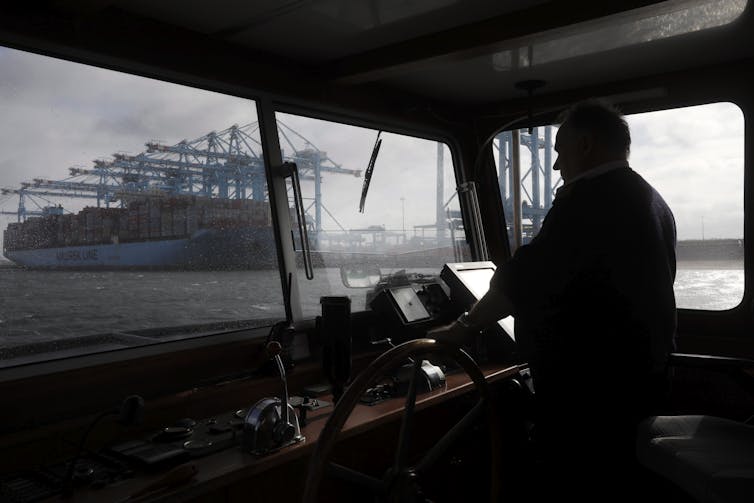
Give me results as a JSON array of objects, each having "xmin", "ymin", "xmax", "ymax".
[
  {"xmin": 491, "ymin": 100, "xmax": 747, "ymax": 312},
  {"xmin": 0, "ymin": 57, "xmax": 471, "ymax": 389},
  {"xmin": 266, "ymin": 101, "xmax": 476, "ymax": 321},
  {"xmin": 3, "ymin": 29, "xmax": 752, "ymax": 428},
  {"xmin": 483, "ymin": 91, "xmax": 753, "ymax": 353}
]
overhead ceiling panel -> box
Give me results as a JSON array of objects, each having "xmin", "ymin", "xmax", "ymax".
[
  {"xmin": 117, "ymin": 0, "xmax": 546, "ymax": 62},
  {"xmin": 359, "ymin": 0, "xmax": 751, "ymax": 104}
]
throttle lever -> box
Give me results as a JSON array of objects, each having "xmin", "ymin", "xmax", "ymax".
[{"xmin": 242, "ymin": 341, "xmax": 305, "ymax": 455}]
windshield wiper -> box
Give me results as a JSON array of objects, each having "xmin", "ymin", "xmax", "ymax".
[{"xmin": 359, "ymin": 131, "xmax": 382, "ymax": 213}]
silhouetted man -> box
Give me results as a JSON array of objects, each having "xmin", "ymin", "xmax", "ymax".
[{"xmin": 431, "ymin": 99, "xmax": 676, "ymax": 499}]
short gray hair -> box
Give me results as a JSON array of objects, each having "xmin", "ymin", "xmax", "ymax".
[{"xmin": 558, "ymin": 99, "xmax": 631, "ymax": 156}]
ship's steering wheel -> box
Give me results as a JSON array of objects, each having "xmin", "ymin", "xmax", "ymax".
[{"xmin": 302, "ymin": 338, "xmax": 501, "ymax": 503}]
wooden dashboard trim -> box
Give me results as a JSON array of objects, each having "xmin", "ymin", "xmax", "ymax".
[{"xmin": 69, "ymin": 363, "xmax": 521, "ymax": 502}]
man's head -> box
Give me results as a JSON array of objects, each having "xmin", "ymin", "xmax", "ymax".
[{"xmin": 553, "ymin": 99, "xmax": 631, "ymax": 184}]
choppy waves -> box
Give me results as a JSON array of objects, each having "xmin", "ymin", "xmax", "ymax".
[{"xmin": 0, "ymin": 264, "xmax": 746, "ymax": 349}]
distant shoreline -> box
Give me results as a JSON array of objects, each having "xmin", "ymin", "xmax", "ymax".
[
  {"xmin": 677, "ymin": 259, "xmax": 743, "ymax": 270},
  {"xmin": 0, "ymin": 258, "xmax": 746, "ymax": 271}
]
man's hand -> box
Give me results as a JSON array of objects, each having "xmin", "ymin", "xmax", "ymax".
[{"xmin": 426, "ymin": 321, "xmax": 475, "ymax": 346}]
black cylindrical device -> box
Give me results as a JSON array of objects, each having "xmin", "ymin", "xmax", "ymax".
[{"xmin": 320, "ymin": 296, "xmax": 351, "ymax": 404}]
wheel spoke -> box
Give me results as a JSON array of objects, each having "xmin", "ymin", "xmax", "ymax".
[
  {"xmin": 415, "ymin": 398, "xmax": 486, "ymax": 474},
  {"xmin": 394, "ymin": 357, "xmax": 422, "ymax": 471},
  {"xmin": 327, "ymin": 462, "xmax": 385, "ymax": 494}
]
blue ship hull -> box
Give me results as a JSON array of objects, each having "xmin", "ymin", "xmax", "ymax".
[{"xmin": 2, "ymin": 227, "xmax": 277, "ymax": 270}]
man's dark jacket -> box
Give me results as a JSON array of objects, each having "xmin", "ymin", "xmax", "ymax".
[{"xmin": 492, "ymin": 166, "xmax": 676, "ymax": 422}]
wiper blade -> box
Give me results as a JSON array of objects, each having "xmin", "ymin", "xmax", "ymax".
[{"xmin": 359, "ymin": 131, "xmax": 382, "ymax": 213}]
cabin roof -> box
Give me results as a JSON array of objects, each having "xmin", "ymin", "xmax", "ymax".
[{"xmin": 0, "ymin": 1, "xmax": 752, "ymax": 119}]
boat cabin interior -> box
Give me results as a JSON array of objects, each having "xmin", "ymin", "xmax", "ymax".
[{"xmin": 1, "ymin": 1, "xmax": 754, "ymax": 502}]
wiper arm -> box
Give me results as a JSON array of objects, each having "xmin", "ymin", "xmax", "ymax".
[{"xmin": 359, "ymin": 131, "xmax": 382, "ymax": 213}]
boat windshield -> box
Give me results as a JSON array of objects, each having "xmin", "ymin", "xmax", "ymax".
[
  {"xmin": 0, "ymin": 46, "xmax": 287, "ymax": 367},
  {"xmin": 0, "ymin": 46, "xmax": 470, "ymax": 368},
  {"xmin": 275, "ymin": 112, "xmax": 469, "ymax": 316}
]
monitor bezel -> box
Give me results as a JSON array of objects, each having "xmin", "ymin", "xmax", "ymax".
[{"xmin": 440, "ymin": 261, "xmax": 515, "ymax": 341}]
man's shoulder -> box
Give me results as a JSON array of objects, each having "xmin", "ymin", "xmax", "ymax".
[
  {"xmin": 591, "ymin": 165, "xmax": 642, "ymax": 185},
  {"xmin": 579, "ymin": 166, "xmax": 659, "ymax": 198},
  {"xmin": 567, "ymin": 167, "xmax": 674, "ymax": 221}
]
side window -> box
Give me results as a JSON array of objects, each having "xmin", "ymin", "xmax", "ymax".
[
  {"xmin": 494, "ymin": 126, "xmax": 560, "ymax": 246},
  {"xmin": 274, "ymin": 112, "xmax": 469, "ymax": 316},
  {"xmin": 628, "ymin": 103, "xmax": 744, "ymax": 310},
  {"xmin": 494, "ymin": 102, "xmax": 744, "ymax": 311},
  {"xmin": 0, "ymin": 47, "xmax": 284, "ymax": 367}
]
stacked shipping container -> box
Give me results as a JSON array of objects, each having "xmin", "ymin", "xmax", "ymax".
[{"xmin": 3, "ymin": 196, "xmax": 272, "ymax": 251}]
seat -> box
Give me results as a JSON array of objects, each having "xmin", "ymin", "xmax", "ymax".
[
  {"xmin": 636, "ymin": 354, "xmax": 754, "ymax": 503},
  {"xmin": 637, "ymin": 414, "xmax": 754, "ymax": 503}
]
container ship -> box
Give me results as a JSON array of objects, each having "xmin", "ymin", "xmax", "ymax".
[{"xmin": 2, "ymin": 195, "xmax": 277, "ymax": 269}]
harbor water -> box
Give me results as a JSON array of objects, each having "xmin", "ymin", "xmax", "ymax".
[{"xmin": 0, "ymin": 262, "xmax": 744, "ymax": 354}]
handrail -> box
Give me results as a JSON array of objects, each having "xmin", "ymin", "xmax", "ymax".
[
  {"xmin": 669, "ymin": 352, "xmax": 754, "ymax": 398},
  {"xmin": 510, "ymin": 129, "xmax": 522, "ymax": 253},
  {"xmin": 281, "ymin": 161, "xmax": 314, "ymax": 280},
  {"xmin": 458, "ymin": 181, "xmax": 489, "ymax": 261},
  {"xmin": 669, "ymin": 352, "xmax": 754, "ymax": 371}
]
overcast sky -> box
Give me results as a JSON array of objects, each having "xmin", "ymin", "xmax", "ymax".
[
  {"xmin": 628, "ymin": 103, "xmax": 743, "ymax": 240},
  {"xmin": 0, "ymin": 45, "xmax": 745, "ymax": 250}
]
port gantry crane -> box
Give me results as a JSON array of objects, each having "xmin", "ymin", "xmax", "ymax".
[
  {"xmin": 0, "ymin": 122, "xmax": 558, "ymax": 252},
  {"xmin": 496, "ymin": 126, "xmax": 560, "ymax": 244},
  {"xmin": 0, "ymin": 122, "xmax": 362, "ymax": 247}
]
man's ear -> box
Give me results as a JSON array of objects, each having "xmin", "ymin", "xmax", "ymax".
[{"xmin": 577, "ymin": 132, "xmax": 594, "ymax": 156}]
